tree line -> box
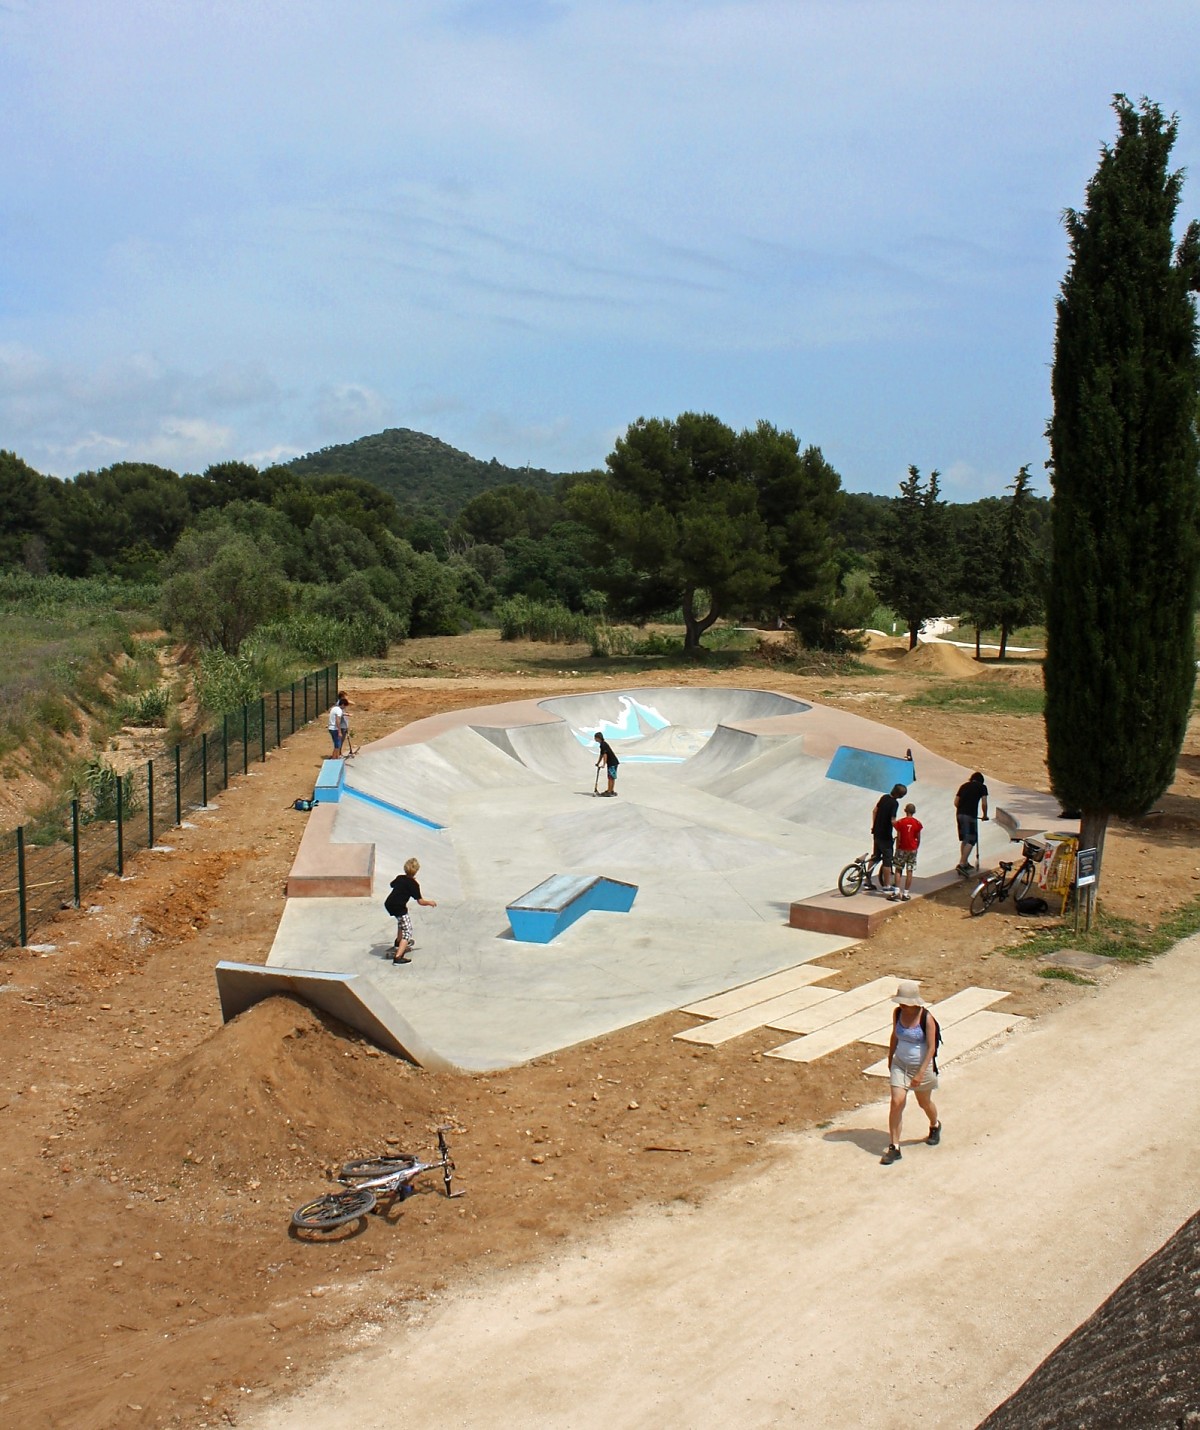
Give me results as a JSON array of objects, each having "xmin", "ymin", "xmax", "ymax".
[{"xmin": 0, "ymin": 430, "xmax": 1052, "ymax": 661}]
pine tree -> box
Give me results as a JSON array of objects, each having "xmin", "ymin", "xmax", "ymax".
[
  {"xmin": 993, "ymin": 466, "xmax": 1043, "ymax": 660},
  {"xmin": 876, "ymin": 466, "xmax": 957, "ymax": 648},
  {"xmin": 1045, "ymin": 96, "xmax": 1200, "ymax": 897}
]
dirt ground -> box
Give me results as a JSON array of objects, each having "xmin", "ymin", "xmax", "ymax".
[{"xmin": 3, "ymin": 632, "xmax": 1199, "ymax": 1428}]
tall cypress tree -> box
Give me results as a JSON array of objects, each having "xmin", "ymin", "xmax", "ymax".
[{"xmin": 1045, "ymin": 96, "xmax": 1200, "ymax": 894}]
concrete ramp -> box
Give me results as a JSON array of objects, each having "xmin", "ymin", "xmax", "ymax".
[
  {"xmin": 538, "ymin": 687, "xmax": 810, "ymax": 731},
  {"xmin": 270, "ymin": 685, "xmax": 1068, "ymax": 1070},
  {"xmin": 213, "ymin": 960, "xmax": 469, "ymax": 1073}
]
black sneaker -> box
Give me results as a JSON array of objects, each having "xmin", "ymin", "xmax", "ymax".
[
  {"xmin": 955, "ymin": 864, "xmax": 971, "ymax": 877},
  {"xmin": 880, "ymin": 1144, "xmax": 902, "ymax": 1165},
  {"xmin": 926, "ymin": 1122, "xmax": 941, "ymax": 1146}
]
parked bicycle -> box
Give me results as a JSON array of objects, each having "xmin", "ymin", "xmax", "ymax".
[
  {"xmin": 969, "ymin": 838, "xmax": 1044, "ymax": 917},
  {"xmin": 291, "ymin": 1127, "xmax": 464, "ymax": 1234},
  {"xmin": 837, "ymin": 851, "xmax": 876, "ymax": 897}
]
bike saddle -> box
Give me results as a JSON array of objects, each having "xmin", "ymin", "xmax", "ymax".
[{"xmin": 998, "ymin": 860, "xmax": 1013, "ymax": 871}]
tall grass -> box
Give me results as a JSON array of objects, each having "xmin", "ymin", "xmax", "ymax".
[
  {"xmin": 0, "ymin": 574, "xmax": 160, "ymax": 768},
  {"xmin": 497, "ymin": 597, "xmax": 595, "ymax": 644},
  {"xmin": 904, "ymin": 683, "xmax": 1045, "ymax": 716}
]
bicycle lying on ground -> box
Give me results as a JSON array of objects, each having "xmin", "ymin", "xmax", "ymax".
[
  {"xmin": 969, "ymin": 838, "xmax": 1044, "ymax": 917},
  {"xmin": 291, "ymin": 1127, "xmax": 464, "ymax": 1233}
]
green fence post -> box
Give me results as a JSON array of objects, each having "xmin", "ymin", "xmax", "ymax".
[
  {"xmin": 202, "ymin": 732, "xmax": 209, "ymax": 807},
  {"xmin": 275, "ymin": 690, "xmax": 281, "ymax": 750},
  {"xmin": 175, "ymin": 745, "xmax": 182, "ymax": 825},
  {"xmin": 71, "ymin": 799, "xmax": 81, "ymax": 909},
  {"xmin": 222, "ymin": 713, "xmax": 229, "ymax": 789},
  {"xmin": 147, "ymin": 760, "xmax": 155, "ymax": 848},
  {"xmin": 116, "ymin": 775, "xmax": 124, "ymax": 878},
  {"xmin": 16, "ymin": 826, "xmax": 28, "ymax": 947},
  {"xmin": 259, "ymin": 697, "xmax": 267, "ymax": 762},
  {"xmin": 290, "ymin": 682, "xmax": 296, "ymax": 735},
  {"xmin": 241, "ymin": 705, "xmax": 248, "ymax": 775}
]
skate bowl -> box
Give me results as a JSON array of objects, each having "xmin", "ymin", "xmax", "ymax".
[{"xmin": 264, "ymin": 686, "xmax": 1065, "ymax": 1070}]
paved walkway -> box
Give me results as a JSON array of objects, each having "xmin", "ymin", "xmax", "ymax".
[{"xmin": 249, "ymin": 935, "xmax": 1200, "ymax": 1429}]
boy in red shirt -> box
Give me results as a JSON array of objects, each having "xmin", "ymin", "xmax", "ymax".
[{"xmin": 890, "ymin": 802, "xmax": 923, "ymax": 902}]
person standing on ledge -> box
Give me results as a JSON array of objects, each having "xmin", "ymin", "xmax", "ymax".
[
  {"xmin": 955, "ymin": 770, "xmax": 989, "ymax": 874},
  {"xmin": 384, "ymin": 857, "xmax": 437, "ymax": 964},
  {"xmin": 594, "ymin": 732, "xmax": 619, "ymax": 796}
]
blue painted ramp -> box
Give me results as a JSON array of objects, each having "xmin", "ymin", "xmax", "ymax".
[
  {"xmin": 508, "ymin": 874, "xmax": 638, "ymax": 944},
  {"xmin": 826, "ymin": 746, "xmax": 916, "ymax": 793}
]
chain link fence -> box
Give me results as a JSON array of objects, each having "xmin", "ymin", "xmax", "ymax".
[{"xmin": 1, "ymin": 663, "xmax": 338, "ymax": 949}]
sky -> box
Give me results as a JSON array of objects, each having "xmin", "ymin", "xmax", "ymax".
[{"xmin": 1, "ymin": 1, "xmax": 1197, "ymax": 501}]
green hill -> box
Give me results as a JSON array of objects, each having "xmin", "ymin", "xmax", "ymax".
[{"xmin": 285, "ymin": 428, "xmax": 573, "ymax": 515}]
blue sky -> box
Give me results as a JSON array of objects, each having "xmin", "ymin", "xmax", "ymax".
[{"xmin": 1, "ymin": 1, "xmax": 1197, "ymax": 500}]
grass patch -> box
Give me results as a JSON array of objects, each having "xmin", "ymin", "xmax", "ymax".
[
  {"xmin": 1010, "ymin": 895, "xmax": 1200, "ymax": 966},
  {"xmin": 1036, "ymin": 966, "xmax": 1095, "ymax": 986},
  {"xmin": 904, "ymin": 682, "xmax": 1044, "ymax": 716},
  {"xmin": 949, "ymin": 622, "xmax": 1046, "ymax": 649}
]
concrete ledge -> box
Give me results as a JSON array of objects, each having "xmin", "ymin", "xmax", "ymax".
[
  {"xmin": 508, "ymin": 874, "xmax": 638, "ymax": 943},
  {"xmin": 790, "ymin": 868, "xmax": 965, "ymax": 937},
  {"xmin": 313, "ymin": 758, "xmax": 346, "ymax": 803},
  {"xmin": 790, "ymin": 891, "xmax": 901, "ymax": 937},
  {"xmin": 285, "ymin": 802, "xmax": 375, "ymax": 898},
  {"xmin": 214, "ymin": 960, "xmax": 468, "ymax": 1072}
]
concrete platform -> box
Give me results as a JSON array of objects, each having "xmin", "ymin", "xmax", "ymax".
[{"xmin": 266, "ymin": 687, "xmax": 1070, "ymax": 1070}]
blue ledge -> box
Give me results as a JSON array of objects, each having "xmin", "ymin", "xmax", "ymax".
[
  {"xmin": 507, "ymin": 874, "xmax": 638, "ymax": 944},
  {"xmin": 313, "ymin": 758, "xmax": 347, "ymax": 803}
]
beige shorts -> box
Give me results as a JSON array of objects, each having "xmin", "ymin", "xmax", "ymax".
[{"xmin": 890, "ymin": 1061, "xmax": 938, "ymax": 1093}]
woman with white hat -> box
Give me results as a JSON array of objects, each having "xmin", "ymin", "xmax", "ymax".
[{"xmin": 881, "ymin": 979, "xmax": 941, "ymax": 1165}]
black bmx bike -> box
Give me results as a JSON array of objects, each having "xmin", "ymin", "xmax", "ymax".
[
  {"xmin": 968, "ymin": 838, "xmax": 1044, "ymax": 917},
  {"xmin": 291, "ymin": 1127, "xmax": 464, "ymax": 1234}
]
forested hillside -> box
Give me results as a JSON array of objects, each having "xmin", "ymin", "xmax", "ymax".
[{"xmin": 286, "ymin": 428, "xmax": 571, "ymax": 514}]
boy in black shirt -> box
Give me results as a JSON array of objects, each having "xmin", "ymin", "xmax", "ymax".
[{"xmin": 594, "ymin": 732, "xmax": 619, "ymax": 797}]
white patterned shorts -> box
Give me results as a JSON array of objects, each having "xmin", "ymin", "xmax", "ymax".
[{"xmin": 395, "ymin": 912, "xmax": 414, "ymax": 944}]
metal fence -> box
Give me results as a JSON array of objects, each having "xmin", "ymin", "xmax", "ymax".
[{"xmin": 0, "ymin": 663, "xmax": 338, "ymax": 949}]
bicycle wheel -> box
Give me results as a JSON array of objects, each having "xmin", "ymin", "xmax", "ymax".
[
  {"xmin": 838, "ymin": 862, "xmax": 865, "ymax": 897},
  {"xmin": 969, "ymin": 878, "xmax": 999, "ymax": 917},
  {"xmin": 291, "ymin": 1187, "xmax": 377, "ymax": 1231},
  {"xmin": 1014, "ymin": 862, "xmax": 1038, "ymax": 900},
  {"xmin": 340, "ymin": 1155, "xmax": 420, "ymax": 1181}
]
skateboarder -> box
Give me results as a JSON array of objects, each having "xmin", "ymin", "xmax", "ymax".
[{"xmin": 594, "ymin": 732, "xmax": 619, "ymax": 796}]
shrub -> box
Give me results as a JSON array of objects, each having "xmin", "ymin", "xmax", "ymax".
[
  {"xmin": 118, "ymin": 687, "xmax": 170, "ymax": 726},
  {"xmin": 497, "ymin": 596, "xmax": 595, "ymax": 644},
  {"xmin": 195, "ymin": 649, "xmax": 266, "ymax": 716},
  {"xmin": 76, "ymin": 756, "xmax": 141, "ymax": 822}
]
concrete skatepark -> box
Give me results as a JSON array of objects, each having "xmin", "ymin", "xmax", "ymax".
[{"xmin": 230, "ymin": 687, "xmax": 1066, "ymax": 1070}]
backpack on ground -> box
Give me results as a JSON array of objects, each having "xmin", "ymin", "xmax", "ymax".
[{"xmin": 1016, "ymin": 895, "xmax": 1049, "ymax": 916}]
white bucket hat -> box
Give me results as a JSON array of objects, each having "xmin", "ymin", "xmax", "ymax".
[{"xmin": 891, "ymin": 979, "xmax": 928, "ymax": 1008}]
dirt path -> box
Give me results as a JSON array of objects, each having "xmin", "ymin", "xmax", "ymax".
[{"xmin": 249, "ymin": 934, "xmax": 1200, "ymax": 1429}]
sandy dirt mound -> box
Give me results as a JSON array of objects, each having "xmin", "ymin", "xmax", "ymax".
[
  {"xmin": 900, "ymin": 640, "xmax": 985, "ymax": 677},
  {"xmin": 97, "ymin": 995, "xmax": 423, "ymax": 1189}
]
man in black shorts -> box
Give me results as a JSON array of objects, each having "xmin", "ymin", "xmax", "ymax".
[
  {"xmin": 867, "ymin": 782, "xmax": 908, "ymax": 894},
  {"xmin": 955, "ymin": 771, "xmax": 989, "ymax": 874}
]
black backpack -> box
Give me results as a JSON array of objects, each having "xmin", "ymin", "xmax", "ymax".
[{"xmin": 896, "ymin": 1006, "xmax": 943, "ymax": 1074}]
